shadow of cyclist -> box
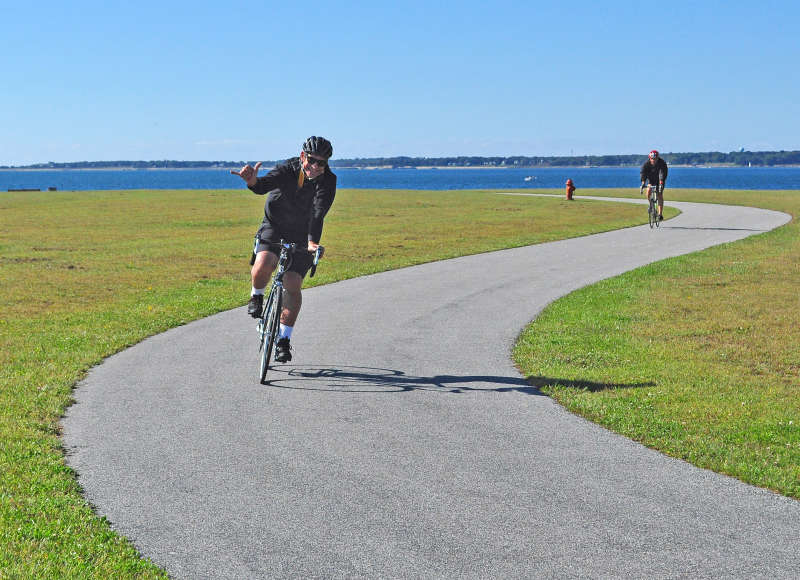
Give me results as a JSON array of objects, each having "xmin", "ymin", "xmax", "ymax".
[{"xmin": 261, "ymin": 365, "xmax": 652, "ymax": 394}]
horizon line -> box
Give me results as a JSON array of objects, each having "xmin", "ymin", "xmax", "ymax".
[{"xmin": 4, "ymin": 149, "xmax": 799, "ymax": 169}]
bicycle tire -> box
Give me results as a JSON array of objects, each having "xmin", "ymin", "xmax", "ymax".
[
  {"xmin": 648, "ymin": 197, "xmax": 656, "ymax": 228},
  {"xmin": 258, "ymin": 289, "xmax": 276, "ymax": 382},
  {"xmin": 259, "ymin": 287, "xmax": 282, "ymax": 383}
]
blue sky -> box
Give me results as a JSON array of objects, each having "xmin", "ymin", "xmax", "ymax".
[{"xmin": 2, "ymin": 0, "xmax": 798, "ymax": 165}]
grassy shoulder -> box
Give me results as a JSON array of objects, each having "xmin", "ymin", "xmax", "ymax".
[
  {"xmin": 0, "ymin": 188, "xmax": 645, "ymax": 578},
  {"xmin": 514, "ymin": 187, "xmax": 799, "ymax": 498}
]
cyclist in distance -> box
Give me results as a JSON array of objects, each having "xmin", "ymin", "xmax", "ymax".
[
  {"xmin": 640, "ymin": 149, "xmax": 669, "ymax": 221},
  {"xmin": 231, "ymin": 136, "xmax": 337, "ymax": 363}
]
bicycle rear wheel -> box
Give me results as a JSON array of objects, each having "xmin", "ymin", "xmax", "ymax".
[{"xmin": 259, "ymin": 287, "xmax": 282, "ymax": 383}]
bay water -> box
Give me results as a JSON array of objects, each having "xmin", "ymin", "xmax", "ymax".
[{"xmin": 2, "ymin": 166, "xmax": 800, "ymax": 192}]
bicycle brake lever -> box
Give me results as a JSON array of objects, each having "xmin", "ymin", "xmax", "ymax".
[{"xmin": 309, "ymin": 246, "xmax": 324, "ymax": 278}]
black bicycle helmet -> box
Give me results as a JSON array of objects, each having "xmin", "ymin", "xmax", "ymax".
[{"xmin": 302, "ymin": 136, "xmax": 333, "ymax": 159}]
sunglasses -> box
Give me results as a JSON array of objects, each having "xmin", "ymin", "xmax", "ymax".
[{"xmin": 305, "ymin": 154, "xmax": 328, "ymax": 167}]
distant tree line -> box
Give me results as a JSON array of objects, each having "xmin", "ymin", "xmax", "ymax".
[
  {"xmin": 338, "ymin": 150, "xmax": 800, "ymax": 167},
  {"xmin": 664, "ymin": 150, "xmax": 800, "ymax": 166},
  {"xmin": 2, "ymin": 160, "xmax": 242, "ymax": 169},
  {"xmin": 4, "ymin": 150, "xmax": 799, "ymax": 169}
]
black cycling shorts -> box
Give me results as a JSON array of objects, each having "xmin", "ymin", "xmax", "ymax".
[{"xmin": 255, "ymin": 219, "xmax": 314, "ymax": 277}]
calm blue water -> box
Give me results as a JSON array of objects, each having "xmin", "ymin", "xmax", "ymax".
[{"xmin": 2, "ymin": 166, "xmax": 800, "ymax": 192}]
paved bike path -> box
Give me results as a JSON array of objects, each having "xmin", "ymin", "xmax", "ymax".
[{"xmin": 63, "ymin": 196, "xmax": 798, "ymax": 579}]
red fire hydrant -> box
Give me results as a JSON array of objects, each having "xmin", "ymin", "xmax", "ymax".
[{"xmin": 565, "ymin": 178, "xmax": 575, "ymax": 200}]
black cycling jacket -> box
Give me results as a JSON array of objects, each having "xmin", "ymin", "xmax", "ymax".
[
  {"xmin": 248, "ymin": 157, "xmax": 337, "ymax": 243},
  {"xmin": 640, "ymin": 157, "xmax": 669, "ymax": 185}
]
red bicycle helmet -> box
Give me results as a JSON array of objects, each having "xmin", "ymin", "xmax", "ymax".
[{"xmin": 649, "ymin": 150, "xmax": 659, "ymax": 159}]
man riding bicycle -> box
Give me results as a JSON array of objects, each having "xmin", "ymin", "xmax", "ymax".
[
  {"xmin": 640, "ymin": 149, "xmax": 668, "ymax": 221},
  {"xmin": 231, "ymin": 136, "xmax": 336, "ymax": 363}
]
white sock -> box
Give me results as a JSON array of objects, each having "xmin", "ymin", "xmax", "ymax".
[
  {"xmin": 279, "ymin": 324, "xmax": 293, "ymax": 340},
  {"xmin": 251, "ymin": 287, "xmax": 265, "ymax": 296}
]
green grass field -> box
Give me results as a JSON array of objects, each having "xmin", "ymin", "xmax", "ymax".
[
  {"xmin": 514, "ymin": 187, "xmax": 800, "ymax": 499},
  {"xmin": 0, "ymin": 186, "xmax": 796, "ymax": 577}
]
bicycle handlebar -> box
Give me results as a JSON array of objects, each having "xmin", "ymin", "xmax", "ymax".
[{"xmin": 249, "ymin": 236, "xmax": 324, "ymax": 276}]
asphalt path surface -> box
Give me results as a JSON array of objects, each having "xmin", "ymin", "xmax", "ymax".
[{"xmin": 63, "ymin": 195, "xmax": 798, "ymax": 579}]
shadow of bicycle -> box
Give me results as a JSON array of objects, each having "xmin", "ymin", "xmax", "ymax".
[{"xmin": 262, "ymin": 366, "xmax": 653, "ymax": 395}]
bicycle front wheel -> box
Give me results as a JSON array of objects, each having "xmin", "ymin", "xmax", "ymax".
[
  {"xmin": 648, "ymin": 198, "xmax": 656, "ymax": 228},
  {"xmin": 259, "ymin": 287, "xmax": 282, "ymax": 383}
]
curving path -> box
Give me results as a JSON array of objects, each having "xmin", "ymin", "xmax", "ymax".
[{"xmin": 63, "ymin": 196, "xmax": 798, "ymax": 579}]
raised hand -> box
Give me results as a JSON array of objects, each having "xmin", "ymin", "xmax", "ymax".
[{"xmin": 230, "ymin": 161, "xmax": 262, "ymax": 186}]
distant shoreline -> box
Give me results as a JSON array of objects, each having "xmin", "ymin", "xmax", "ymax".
[
  {"xmin": 3, "ymin": 150, "xmax": 799, "ymax": 171},
  {"xmin": 4, "ymin": 164, "xmax": 800, "ymax": 171},
  {"xmin": 0, "ymin": 166, "xmax": 244, "ymax": 172}
]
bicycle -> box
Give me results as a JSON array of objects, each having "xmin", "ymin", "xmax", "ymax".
[
  {"xmin": 641, "ymin": 183, "xmax": 662, "ymax": 229},
  {"xmin": 252, "ymin": 238, "xmax": 323, "ymax": 384}
]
